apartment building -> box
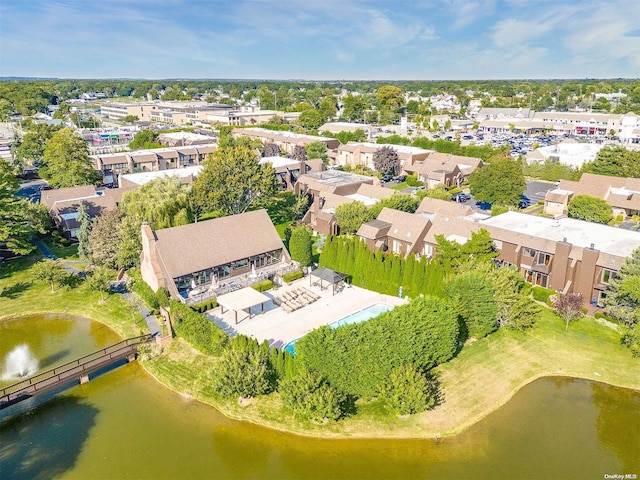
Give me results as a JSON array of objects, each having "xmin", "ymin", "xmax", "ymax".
[
  {"xmin": 544, "ymin": 173, "xmax": 640, "ymax": 217},
  {"xmin": 233, "ymin": 128, "xmax": 340, "ymax": 156},
  {"xmin": 482, "ymin": 211, "xmax": 640, "ymax": 306},
  {"xmin": 91, "ymin": 143, "xmax": 217, "ymax": 183},
  {"xmin": 40, "ymin": 185, "xmax": 134, "ymax": 239},
  {"xmin": 336, "ymin": 142, "xmax": 431, "ymax": 170},
  {"xmin": 99, "ymin": 102, "xmax": 157, "ymax": 121}
]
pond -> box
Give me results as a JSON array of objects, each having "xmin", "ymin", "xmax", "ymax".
[{"xmin": 1, "ymin": 314, "xmax": 638, "ymax": 479}]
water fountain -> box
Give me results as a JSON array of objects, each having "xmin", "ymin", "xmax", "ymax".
[{"xmin": 1, "ymin": 344, "xmax": 39, "ymax": 380}]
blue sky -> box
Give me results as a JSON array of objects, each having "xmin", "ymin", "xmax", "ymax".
[{"xmin": 1, "ymin": 0, "xmax": 639, "ymax": 80}]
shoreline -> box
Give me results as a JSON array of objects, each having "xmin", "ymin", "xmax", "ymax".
[
  {"xmin": 140, "ymin": 354, "xmax": 640, "ymax": 440},
  {"xmin": 3, "ymin": 310, "xmax": 639, "ymax": 440}
]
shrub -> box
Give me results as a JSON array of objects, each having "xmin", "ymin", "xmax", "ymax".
[
  {"xmin": 379, "ymin": 365, "xmax": 435, "ymax": 415},
  {"xmin": 131, "ymin": 279, "xmax": 159, "ymax": 310},
  {"xmin": 405, "ymin": 174, "xmax": 420, "ymax": 187},
  {"xmin": 448, "ymin": 186, "xmax": 462, "ymax": 195},
  {"xmin": 532, "ymin": 286, "xmax": 555, "ymax": 305},
  {"xmin": 169, "ymin": 300, "xmax": 227, "ymax": 355},
  {"xmin": 279, "ymin": 371, "xmax": 345, "ymax": 422},
  {"xmin": 289, "ymin": 226, "xmax": 313, "ymax": 267},
  {"xmin": 251, "ymin": 279, "xmax": 273, "ymax": 292},
  {"xmin": 155, "ymin": 288, "xmax": 170, "ymax": 308},
  {"xmin": 212, "ymin": 348, "xmax": 273, "ymax": 399},
  {"xmin": 282, "ymin": 270, "xmax": 303, "ymax": 283},
  {"xmin": 189, "ymin": 298, "xmax": 218, "ymax": 313}
]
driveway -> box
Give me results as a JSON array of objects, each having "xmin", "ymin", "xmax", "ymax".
[{"xmin": 523, "ymin": 180, "xmax": 556, "ymax": 206}]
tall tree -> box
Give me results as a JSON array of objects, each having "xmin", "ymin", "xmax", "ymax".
[
  {"xmin": 0, "ymin": 159, "xmax": 47, "ymax": 255},
  {"xmin": 568, "ymin": 195, "xmax": 612, "ymax": 224},
  {"xmin": 446, "ymin": 271, "xmax": 497, "ymax": 340},
  {"xmin": 372, "ymin": 146, "xmax": 401, "ymax": 175},
  {"xmin": 292, "ymin": 145, "xmax": 307, "ymax": 161},
  {"xmin": 84, "ymin": 266, "xmax": 112, "ymax": 301},
  {"xmin": 41, "ymin": 128, "xmax": 101, "ymax": 188},
  {"xmin": 129, "ymin": 129, "xmax": 161, "ymax": 150},
  {"xmin": 581, "ymin": 146, "xmax": 640, "ymax": 178},
  {"xmin": 192, "ymin": 146, "xmax": 277, "ymax": 218},
  {"xmin": 262, "ymin": 143, "xmax": 281, "ymax": 157},
  {"xmin": 15, "ymin": 123, "xmax": 61, "ymax": 168},
  {"xmin": 76, "ymin": 202, "xmax": 93, "ymax": 261},
  {"xmin": 334, "ymin": 201, "xmax": 374, "ymax": 234},
  {"xmin": 305, "ymin": 141, "xmax": 328, "ymax": 162},
  {"xmin": 88, "ymin": 209, "xmax": 124, "ymax": 269},
  {"xmin": 604, "ymin": 246, "xmax": 640, "ymax": 328},
  {"xmin": 468, "ymin": 156, "xmax": 525, "ymax": 206}
]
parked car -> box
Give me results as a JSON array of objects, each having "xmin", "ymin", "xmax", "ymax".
[
  {"xmin": 412, "ymin": 186, "xmax": 426, "ymax": 194},
  {"xmin": 393, "ymin": 175, "xmax": 407, "ymax": 183},
  {"xmin": 452, "ymin": 193, "xmax": 471, "ymax": 202},
  {"xmin": 380, "ymin": 175, "xmax": 393, "ymax": 183}
]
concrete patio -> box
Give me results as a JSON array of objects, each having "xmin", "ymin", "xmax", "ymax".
[{"xmin": 205, "ymin": 278, "xmax": 408, "ymax": 348}]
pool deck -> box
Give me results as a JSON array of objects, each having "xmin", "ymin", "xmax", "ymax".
[{"xmin": 205, "ymin": 278, "xmax": 408, "ymax": 348}]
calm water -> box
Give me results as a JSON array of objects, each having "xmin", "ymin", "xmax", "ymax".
[{"xmin": 1, "ymin": 315, "xmax": 639, "ymax": 480}]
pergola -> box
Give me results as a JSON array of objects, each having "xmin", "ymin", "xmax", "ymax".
[
  {"xmin": 217, "ymin": 287, "xmax": 272, "ymax": 324},
  {"xmin": 309, "ymin": 267, "xmax": 349, "ymax": 296}
]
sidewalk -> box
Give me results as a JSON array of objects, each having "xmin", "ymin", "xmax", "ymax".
[{"xmin": 33, "ymin": 237, "xmax": 161, "ymax": 337}]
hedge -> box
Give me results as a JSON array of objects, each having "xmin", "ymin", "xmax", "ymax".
[
  {"xmin": 169, "ymin": 299, "xmax": 227, "ymax": 355},
  {"xmin": 532, "ymin": 286, "xmax": 555, "ymax": 305},
  {"xmin": 252, "ymin": 280, "xmax": 274, "ymax": 292},
  {"xmin": 282, "ymin": 270, "xmax": 304, "ymax": 283},
  {"xmin": 190, "ymin": 298, "xmax": 218, "ymax": 313},
  {"xmin": 296, "ymin": 296, "xmax": 458, "ymax": 398}
]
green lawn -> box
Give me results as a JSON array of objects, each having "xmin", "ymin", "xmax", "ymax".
[
  {"xmin": 274, "ymin": 221, "xmax": 292, "ymax": 240},
  {"xmin": 0, "ymin": 254, "xmax": 144, "ymax": 338}
]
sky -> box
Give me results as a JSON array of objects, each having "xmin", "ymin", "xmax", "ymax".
[{"xmin": 1, "ymin": 0, "xmax": 639, "ymax": 80}]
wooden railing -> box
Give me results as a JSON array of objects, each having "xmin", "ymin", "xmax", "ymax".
[{"xmin": 0, "ymin": 334, "xmax": 153, "ymax": 411}]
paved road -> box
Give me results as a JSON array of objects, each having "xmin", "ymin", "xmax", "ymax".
[{"xmin": 17, "ymin": 179, "xmax": 47, "ymax": 203}]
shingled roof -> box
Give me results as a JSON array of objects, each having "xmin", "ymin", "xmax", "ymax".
[{"xmin": 152, "ymin": 209, "xmax": 287, "ymax": 279}]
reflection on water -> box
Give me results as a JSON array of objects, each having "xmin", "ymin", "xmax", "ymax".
[{"xmin": 1, "ymin": 316, "xmax": 639, "ymax": 479}]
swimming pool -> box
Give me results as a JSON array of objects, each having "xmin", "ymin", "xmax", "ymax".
[{"xmin": 283, "ymin": 303, "xmax": 393, "ymax": 355}]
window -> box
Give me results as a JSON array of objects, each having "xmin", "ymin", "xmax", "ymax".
[
  {"xmin": 601, "ymin": 269, "xmax": 616, "ymax": 285},
  {"xmin": 535, "ymin": 252, "xmax": 551, "ymax": 267},
  {"xmin": 423, "ymin": 244, "xmax": 433, "ymax": 258},
  {"xmin": 523, "ymin": 247, "xmax": 536, "ymax": 258},
  {"xmin": 597, "ymin": 290, "xmax": 607, "ymax": 307},
  {"xmin": 535, "ymin": 272, "xmax": 549, "ymax": 288},
  {"xmin": 392, "ymin": 240, "xmax": 401, "ymax": 254}
]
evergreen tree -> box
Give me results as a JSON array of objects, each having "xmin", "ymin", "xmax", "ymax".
[{"xmin": 76, "ymin": 202, "xmax": 92, "ymax": 261}]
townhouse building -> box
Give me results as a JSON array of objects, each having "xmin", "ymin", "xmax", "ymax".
[
  {"xmin": 335, "ymin": 142, "xmax": 431, "ymax": 170},
  {"xmin": 91, "ymin": 143, "xmax": 217, "ymax": 183},
  {"xmin": 544, "ymin": 173, "xmax": 640, "ymax": 217},
  {"xmin": 481, "ymin": 211, "xmax": 640, "ymax": 306}
]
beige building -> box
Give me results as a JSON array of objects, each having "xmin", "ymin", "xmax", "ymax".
[
  {"xmin": 233, "ymin": 128, "xmax": 341, "ymax": 156},
  {"xmin": 91, "ymin": 143, "xmax": 217, "ymax": 183},
  {"xmin": 100, "ymin": 102, "xmax": 157, "ymax": 121},
  {"xmin": 482, "ymin": 211, "xmax": 640, "ymax": 306},
  {"xmin": 544, "ymin": 173, "xmax": 640, "ymax": 217},
  {"xmin": 336, "ymin": 142, "xmax": 431, "ymax": 170},
  {"xmin": 403, "ymin": 152, "xmax": 483, "ymax": 188}
]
